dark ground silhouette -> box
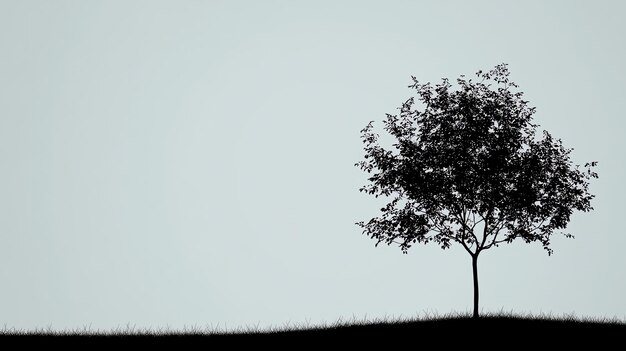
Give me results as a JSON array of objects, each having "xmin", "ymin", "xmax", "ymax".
[{"xmin": 6, "ymin": 315, "xmax": 625, "ymax": 347}]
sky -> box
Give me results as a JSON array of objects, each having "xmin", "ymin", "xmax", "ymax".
[{"xmin": 1, "ymin": 0, "xmax": 625, "ymax": 330}]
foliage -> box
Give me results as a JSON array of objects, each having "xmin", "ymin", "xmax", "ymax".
[{"xmin": 356, "ymin": 64, "xmax": 598, "ymax": 256}]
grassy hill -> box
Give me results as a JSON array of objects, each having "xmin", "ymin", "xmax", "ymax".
[{"xmin": 4, "ymin": 312, "xmax": 625, "ymax": 347}]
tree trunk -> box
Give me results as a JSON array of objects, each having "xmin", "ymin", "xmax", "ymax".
[{"xmin": 472, "ymin": 254, "xmax": 479, "ymax": 319}]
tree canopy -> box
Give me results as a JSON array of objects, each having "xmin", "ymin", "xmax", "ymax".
[{"xmin": 356, "ymin": 64, "xmax": 598, "ymax": 257}]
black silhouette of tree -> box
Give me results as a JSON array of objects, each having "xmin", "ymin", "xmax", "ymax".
[{"xmin": 355, "ymin": 64, "xmax": 598, "ymax": 318}]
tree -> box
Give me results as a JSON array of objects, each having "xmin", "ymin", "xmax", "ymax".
[{"xmin": 355, "ymin": 64, "xmax": 598, "ymax": 319}]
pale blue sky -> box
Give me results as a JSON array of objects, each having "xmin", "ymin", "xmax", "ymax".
[{"xmin": 1, "ymin": 0, "xmax": 624, "ymax": 330}]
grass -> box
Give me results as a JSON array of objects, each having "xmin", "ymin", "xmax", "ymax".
[{"xmin": 3, "ymin": 311, "xmax": 625, "ymax": 346}]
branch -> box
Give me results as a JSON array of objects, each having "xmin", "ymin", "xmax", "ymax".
[
  {"xmin": 481, "ymin": 210, "xmax": 508, "ymax": 251},
  {"xmin": 389, "ymin": 224, "xmax": 449, "ymax": 248},
  {"xmin": 459, "ymin": 208, "xmax": 468, "ymax": 241},
  {"xmin": 469, "ymin": 212, "xmax": 484, "ymax": 232},
  {"xmin": 478, "ymin": 208, "xmax": 493, "ymax": 253},
  {"xmin": 467, "ymin": 212, "xmax": 481, "ymax": 245},
  {"xmin": 483, "ymin": 225, "xmax": 506, "ymax": 250},
  {"xmin": 456, "ymin": 237, "xmax": 474, "ymax": 256},
  {"xmin": 483, "ymin": 232, "xmax": 512, "ymax": 250},
  {"xmin": 427, "ymin": 211, "xmax": 476, "ymax": 254},
  {"xmin": 430, "ymin": 215, "xmax": 448, "ymax": 234},
  {"xmin": 492, "ymin": 238, "xmax": 509, "ymax": 246},
  {"xmin": 460, "ymin": 209, "xmax": 476, "ymax": 252},
  {"xmin": 451, "ymin": 206, "xmax": 478, "ymax": 250},
  {"xmin": 529, "ymin": 218, "xmax": 548, "ymax": 233}
]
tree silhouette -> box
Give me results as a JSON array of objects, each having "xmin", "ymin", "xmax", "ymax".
[{"xmin": 355, "ymin": 64, "xmax": 598, "ymax": 318}]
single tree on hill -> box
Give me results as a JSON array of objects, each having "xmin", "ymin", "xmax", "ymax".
[{"xmin": 355, "ymin": 64, "xmax": 598, "ymax": 318}]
